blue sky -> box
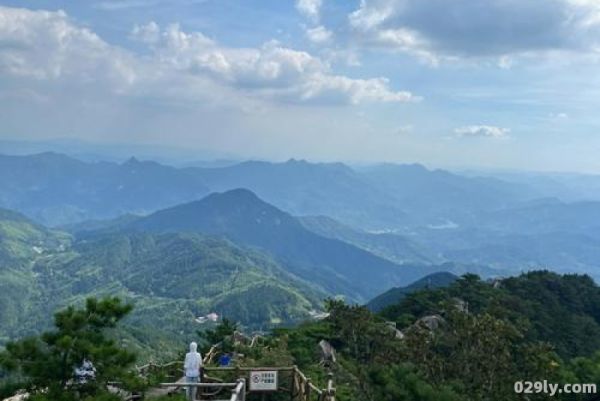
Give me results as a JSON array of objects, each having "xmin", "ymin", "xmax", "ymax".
[{"xmin": 1, "ymin": 0, "xmax": 600, "ymax": 171}]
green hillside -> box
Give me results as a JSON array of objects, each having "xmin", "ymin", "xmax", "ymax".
[
  {"xmin": 246, "ymin": 271, "xmax": 600, "ymax": 401},
  {"xmin": 127, "ymin": 188, "xmax": 439, "ymax": 301},
  {"xmin": 366, "ymin": 271, "xmax": 457, "ymax": 312},
  {"xmin": 0, "ymin": 208, "xmax": 71, "ymax": 343},
  {"xmin": 380, "ymin": 270, "xmax": 600, "ymax": 359},
  {"xmin": 0, "ymin": 209, "xmax": 325, "ymax": 359}
]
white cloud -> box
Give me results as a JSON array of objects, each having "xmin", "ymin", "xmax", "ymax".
[
  {"xmin": 347, "ymin": 0, "xmax": 600, "ymax": 62},
  {"xmin": 94, "ymin": 0, "xmax": 159, "ymax": 10},
  {"xmin": 94, "ymin": 0, "xmax": 207, "ymax": 11},
  {"xmin": 549, "ymin": 112, "xmax": 569, "ymax": 120},
  {"xmin": 498, "ymin": 56, "xmax": 514, "ymax": 69},
  {"xmin": 131, "ymin": 21, "xmax": 161, "ymax": 43},
  {"xmin": 0, "ymin": 7, "xmax": 418, "ymax": 106},
  {"xmin": 296, "ymin": 0, "xmax": 322, "ymax": 22},
  {"xmin": 396, "ymin": 125, "xmax": 413, "ymax": 135},
  {"xmin": 305, "ymin": 25, "xmax": 333, "ymax": 44},
  {"xmin": 130, "ymin": 22, "xmax": 418, "ymax": 104},
  {"xmin": 0, "ymin": 6, "xmax": 136, "ymax": 86},
  {"xmin": 454, "ymin": 125, "xmax": 510, "ymax": 138},
  {"xmin": 301, "ymin": 74, "xmax": 419, "ymax": 104}
]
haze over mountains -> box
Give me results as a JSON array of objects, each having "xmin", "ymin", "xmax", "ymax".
[
  {"xmin": 3, "ymin": 150, "xmax": 600, "ymax": 353},
  {"xmin": 5, "ymin": 151, "xmax": 599, "ymax": 227},
  {"xmin": 3, "ymin": 152, "xmax": 600, "ymax": 274}
]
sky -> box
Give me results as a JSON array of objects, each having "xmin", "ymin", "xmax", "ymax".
[{"xmin": 1, "ymin": 0, "xmax": 600, "ymax": 171}]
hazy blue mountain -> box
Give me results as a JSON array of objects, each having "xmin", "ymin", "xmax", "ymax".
[
  {"xmin": 466, "ymin": 169, "xmax": 600, "ymax": 203},
  {"xmin": 189, "ymin": 160, "xmax": 542, "ymax": 230},
  {"xmin": 358, "ymin": 163, "xmax": 538, "ymax": 228},
  {"xmin": 429, "ymin": 200, "xmax": 600, "ymax": 277},
  {"xmin": 299, "ymin": 215, "xmax": 440, "ymax": 265},
  {"xmin": 0, "ymin": 152, "xmax": 560, "ymax": 232},
  {"xmin": 126, "ymin": 188, "xmax": 437, "ymax": 301},
  {"xmin": 187, "ymin": 159, "xmax": 410, "ymax": 229},
  {"xmin": 441, "ymin": 231, "xmax": 600, "ymax": 275},
  {"xmin": 0, "ymin": 153, "xmax": 209, "ymax": 226},
  {"xmin": 367, "ymin": 272, "xmax": 458, "ymax": 312},
  {"xmin": 0, "ymin": 138, "xmax": 238, "ymax": 166},
  {"xmin": 483, "ymin": 200, "xmax": 600, "ymax": 236}
]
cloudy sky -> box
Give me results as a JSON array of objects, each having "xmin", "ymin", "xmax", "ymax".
[{"xmin": 1, "ymin": 0, "xmax": 600, "ymax": 171}]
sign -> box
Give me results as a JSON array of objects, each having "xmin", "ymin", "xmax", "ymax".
[{"xmin": 249, "ymin": 370, "xmax": 278, "ymax": 391}]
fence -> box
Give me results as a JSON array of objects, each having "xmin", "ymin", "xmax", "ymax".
[{"xmin": 137, "ymin": 363, "xmax": 336, "ymax": 401}]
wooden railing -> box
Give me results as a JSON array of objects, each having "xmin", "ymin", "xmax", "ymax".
[{"xmin": 136, "ymin": 362, "xmax": 336, "ymax": 401}]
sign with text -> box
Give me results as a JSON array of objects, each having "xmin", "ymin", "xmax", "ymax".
[{"xmin": 249, "ymin": 370, "xmax": 278, "ymax": 391}]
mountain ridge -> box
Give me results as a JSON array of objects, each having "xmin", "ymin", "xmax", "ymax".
[
  {"xmin": 124, "ymin": 188, "xmax": 431, "ymax": 301},
  {"xmin": 367, "ymin": 271, "xmax": 459, "ymax": 312}
]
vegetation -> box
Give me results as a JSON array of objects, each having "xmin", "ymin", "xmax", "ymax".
[
  {"xmin": 127, "ymin": 188, "xmax": 431, "ymax": 301},
  {"xmin": 4, "ymin": 272, "xmax": 600, "ymax": 401},
  {"xmin": 0, "ymin": 208, "xmax": 324, "ymax": 360},
  {"xmin": 197, "ymin": 318, "xmax": 238, "ymax": 354},
  {"xmin": 223, "ymin": 271, "xmax": 600, "ymax": 401},
  {"xmin": 381, "ymin": 271, "xmax": 600, "ymax": 359},
  {"xmin": 366, "ymin": 271, "xmax": 457, "ymax": 312},
  {"xmin": 0, "ymin": 297, "xmax": 140, "ymax": 401}
]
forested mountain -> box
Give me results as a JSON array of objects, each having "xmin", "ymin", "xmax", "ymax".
[
  {"xmin": 6, "ymin": 151, "xmax": 599, "ymax": 292},
  {"xmin": 0, "ymin": 208, "xmax": 70, "ymax": 343},
  {"xmin": 0, "ymin": 208, "xmax": 325, "ymax": 356},
  {"xmin": 380, "ymin": 271, "xmax": 600, "ymax": 359},
  {"xmin": 5, "ymin": 151, "xmax": 600, "ymax": 347},
  {"xmin": 262, "ymin": 271, "xmax": 600, "ymax": 401},
  {"xmin": 366, "ymin": 271, "xmax": 458, "ymax": 312},
  {"xmin": 6, "ymin": 271, "xmax": 600, "ymax": 401},
  {"xmin": 125, "ymin": 188, "xmax": 436, "ymax": 300}
]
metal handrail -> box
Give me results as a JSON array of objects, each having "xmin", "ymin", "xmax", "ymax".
[
  {"xmin": 229, "ymin": 379, "xmax": 246, "ymax": 401},
  {"xmin": 158, "ymin": 378, "xmax": 246, "ymax": 401}
]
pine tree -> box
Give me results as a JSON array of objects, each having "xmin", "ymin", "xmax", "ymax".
[{"xmin": 0, "ymin": 297, "xmax": 138, "ymax": 401}]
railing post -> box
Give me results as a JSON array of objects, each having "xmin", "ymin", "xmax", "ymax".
[
  {"xmin": 291, "ymin": 367, "xmax": 297, "ymax": 401},
  {"xmin": 305, "ymin": 378, "xmax": 312, "ymax": 400},
  {"xmin": 326, "ymin": 372, "xmax": 335, "ymax": 401},
  {"xmin": 240, "ymin": 378, "xmax": 246, "ymax": 401}
]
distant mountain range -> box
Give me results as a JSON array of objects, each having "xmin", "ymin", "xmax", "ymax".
[
  {"xmin": 185, "ymin": 159, "xmax": 410, "ymax": 229},
  {"xmin": 3, "ymin": 151, "xmax": 600, "ymax": 279},
  {"xmin": 0, "ymin": 152, "xmax": 546, "ymax": 229},
  {"xmin": 0, "ymin": 153, "xmax": 209, "ymax": 226}
]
